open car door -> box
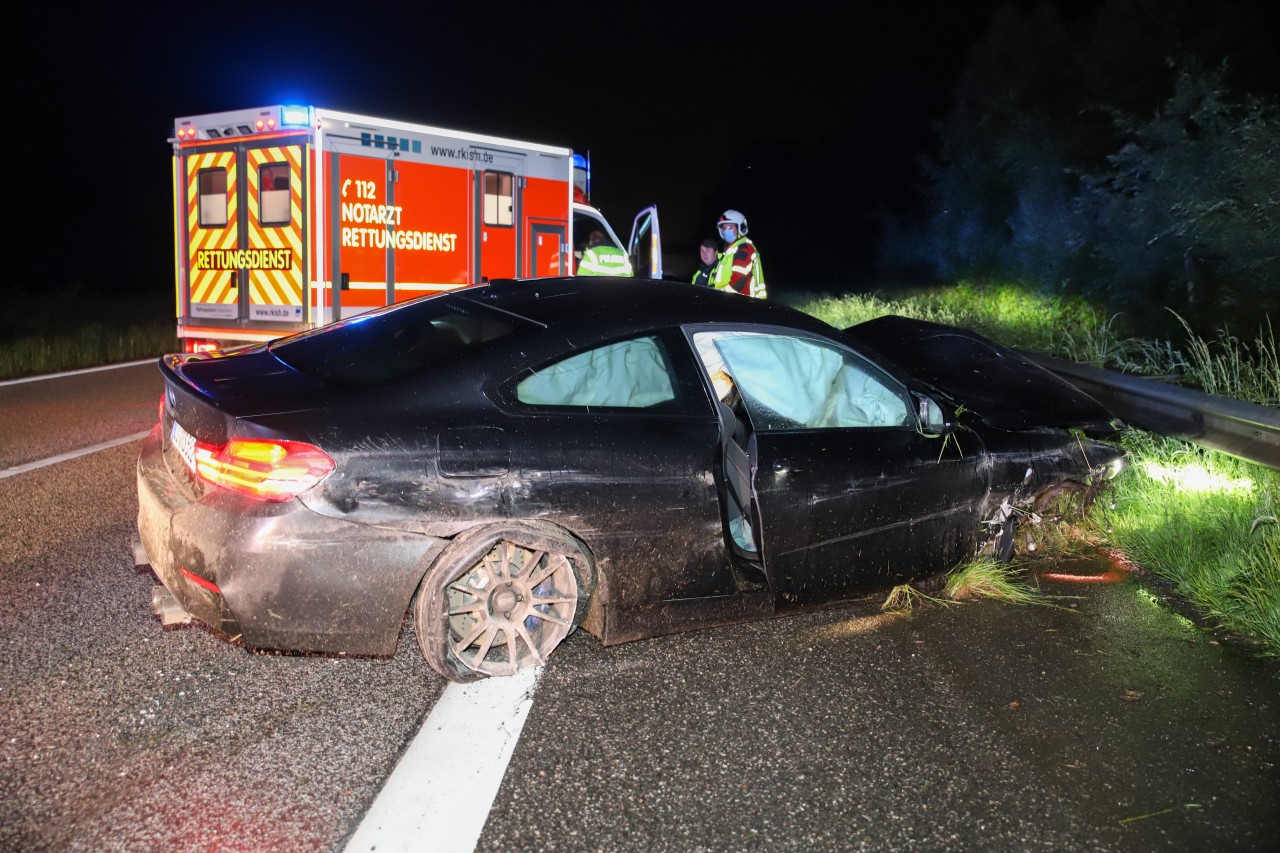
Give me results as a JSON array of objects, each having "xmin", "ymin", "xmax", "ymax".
[
  {"xmin": 628, "ymin": 205, "xmax": 662, "ymax": 279},
  {"xmin": 689, "ymin": 327, "xmax": 989, "ymax": 607}
]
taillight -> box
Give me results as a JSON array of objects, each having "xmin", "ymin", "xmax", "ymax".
[
  {"xmin": 193, "ymin": 438, "xmax": 334, "ymax": 502},
  {"xmin": 158, "ymin": 392, "xmax": 165, "ymax": 422}
]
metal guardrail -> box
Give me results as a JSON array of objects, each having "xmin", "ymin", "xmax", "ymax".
[{"xmin": 1025, "ymin": 353, "xmax": 1280, "ymax": 470}]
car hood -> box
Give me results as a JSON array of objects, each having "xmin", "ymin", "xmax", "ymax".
[
  {"xmin": 843, "ymin": 315, "xmax": 1117, "ymax": 432},
  {"xmin": 164, "ymin": 347, "xmax": 329, "ymax": 418}
]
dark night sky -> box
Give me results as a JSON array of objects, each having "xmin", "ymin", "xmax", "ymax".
[{"xmin": 16, "ymin": 1, "xmax": 1019, "ymax": 293}]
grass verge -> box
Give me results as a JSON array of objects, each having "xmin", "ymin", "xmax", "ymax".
[
  {"xmin": 0, "ymin": 287, "xmax": 175, "ymax": 381},
  {"xmin": 1093, "ymin": 428, "xmax": 1280, "ymax": 655},
  {"xmin": 0, "ymin": 324, "xmax": 176, "ymax": 381}
]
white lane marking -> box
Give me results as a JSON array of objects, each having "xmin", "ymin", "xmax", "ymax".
[
  {"xmin": 343, "ymin": 666, "xmax": 542, "ymax": 853},
  {"xmin": 0, "ymin": 358, "xmax": 154, "ymax": 388},
  {"xmin": 0, "ymin": 430, "xmax": 152, "ymax": 480}
]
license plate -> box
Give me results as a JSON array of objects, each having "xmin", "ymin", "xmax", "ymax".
[{"xmin": 170, "ymin": 418, "xmax": 197, "ymax": 473}]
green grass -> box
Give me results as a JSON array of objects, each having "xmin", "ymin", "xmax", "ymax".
[
  {"xmin": 882, "ymin": 582, "xmax": 950, "ymax": 611},
  {"xmin": 0, "ymin": 287, "xmax": 175, "ymax": 381},
  {"xmin": 0, "ymin": 324, "xmax": 177, "ymax": 381},
  {"xmin": 791, "ymin": 280, "xmax": 1278, "ymax": 656},
  {"xmin": 1055, "ymin": 309, "xmax": 1279, "ymax": 406},
  {"xmin": 781, "ymin": 279, "xmax": 1094, "ymax": 351},
  {"xmin": 1093, "ymin": 429, "xmax": 1280, "ymax": 655},
  {"xmin": 881, "ymin": 557, "xmax": 1051, "ymax": 611},
  {"xmin": 942, "ymin": 557, "xmax": 1049, "ymax": 605}
]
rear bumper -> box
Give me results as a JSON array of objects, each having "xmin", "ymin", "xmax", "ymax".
[{"xmin": 136, "ymin": 427, "xmax": 447, "ymax": 656}]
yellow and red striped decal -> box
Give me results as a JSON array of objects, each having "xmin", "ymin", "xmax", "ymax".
[
  {"xmin": 246, "ymin": 145, "xmax": 304, "ymax": 311},
  {"xmin": 186, "ymin": 151, "xmax": 239, "ymax": 305}
]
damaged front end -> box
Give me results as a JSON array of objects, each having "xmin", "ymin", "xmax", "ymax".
[{"xmin": 976, "ymin": 434, "xmax": 1127, "ymax": 562}]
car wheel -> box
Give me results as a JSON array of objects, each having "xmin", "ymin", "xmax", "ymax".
[{"xmin": 414, "ymin": 522, "xmax": 593, "ymax": 682}]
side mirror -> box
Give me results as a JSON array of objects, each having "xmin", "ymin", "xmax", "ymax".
[{"xmin": 916, "ymin": 395, "xmax": 955, "ymax": 434}]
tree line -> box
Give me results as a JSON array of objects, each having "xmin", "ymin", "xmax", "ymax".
[{"xmin": 882, "ymin": 0, "xmax": 1280, "ymax": 335}]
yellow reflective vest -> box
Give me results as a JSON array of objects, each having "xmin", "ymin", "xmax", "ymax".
[
  {"xmin": 711, "ymin": 237, "xmax": 766, "ymax": 298},
  {"xmin": 578, "ymin": 244, "xmax": 633, "ymax": 276}
]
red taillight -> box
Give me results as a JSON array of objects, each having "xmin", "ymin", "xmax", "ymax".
[
  {"xmin": 158, "ymin": 392, "xmax": 165, "ymax": 422},
  {"xmin": 193, "ymin": 437, "xmax": 335, "ymax": 502},
  {"xmin": 183, "ymin": 338, "xmax": 220, "ymax": 354}
]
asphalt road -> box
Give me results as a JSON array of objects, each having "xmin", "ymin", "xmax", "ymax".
[{"xmin": 2, "ymin": 363, "xmax": 1277, "ymax": 851}]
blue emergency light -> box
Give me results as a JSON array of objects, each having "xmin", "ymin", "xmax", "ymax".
[
  {"xmin": 280, "ymin": 106, "xmax": 311, "ymax": 128},
  {"xmin": 572, "ymin": 152, "xmax": 591, "ymax": 201}
]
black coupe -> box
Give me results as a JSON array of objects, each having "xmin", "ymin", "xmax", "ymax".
[{"xmin": 136, "ymin": 278, "xmax": 1125, "ymax": 681}]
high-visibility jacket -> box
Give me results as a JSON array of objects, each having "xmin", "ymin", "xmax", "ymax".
[
  {"xmin": 711, "ymin": 237, "xmax": 766, "ymax": 298},
  {"xmin": 577, "ymin": 244, "xmax": 633, "ymax": 276},
  {"xmin": 691, "ymin": 259, "xmax": 718, "ymax": 287}
]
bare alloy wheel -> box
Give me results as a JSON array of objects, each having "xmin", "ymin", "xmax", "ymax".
[
  {"xmin": 415, "ymin": 522, "xmax": 592, "ymax": 682},
  {"xmin": 447, "ymin": 540, "xmax": 579, "ymax": 677}
]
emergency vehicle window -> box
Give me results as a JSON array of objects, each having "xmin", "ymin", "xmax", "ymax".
[
  {"xmin": 572, "ymin": 210, "xmax": 616, "ymax": 255},
  {"xmin": 483, "ymin": 171, "xmax": 514, "ymax": 227},
  {"xmin": 198, "ymin": 168, "xmax": 228, "ymax": 228},
  {"xmin": 259, "ymin": 163, "xmax": 291, "ymax": 226}
]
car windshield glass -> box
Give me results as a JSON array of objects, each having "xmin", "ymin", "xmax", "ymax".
[{"xmin": 270, "ymin": 295, "xmax": 518, "ymax": 386}]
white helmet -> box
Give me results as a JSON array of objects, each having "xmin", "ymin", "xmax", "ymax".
[{"xmin": 717, "ymin": 209, "xmax": 748, "ymax": 235}]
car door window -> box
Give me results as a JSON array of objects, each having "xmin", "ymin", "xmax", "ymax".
[
  {"xmin": 693, "ymin": 330, "xmax": 911, "ymax": 429},
  {"xmin": 516, "ymin": 336, "xmax": 677, "ymax": 408}
]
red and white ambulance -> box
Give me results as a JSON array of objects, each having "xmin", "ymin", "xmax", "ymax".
[{"xmin": 171, "ymin": 105, "xmax": 661, "ymax": 351}]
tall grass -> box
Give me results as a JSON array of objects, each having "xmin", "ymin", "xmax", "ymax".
[
  {"xmin": 782, "ymin": 280, "xmax": 1095, "ymax": 351},
  {"xmin": 1055, "ymin": 309, "xmax": 1279, "ymax": 406},
  {"xmin": 0, "ymin": 286, "xmax": 175, "ymax": 381},
  {"xmin": 0, "ymin": 325, "xmax": 177, "ymax": 381},
  {"xmin": 1096, "ymin": 429, "xmax": 1279, "ymax": 654}
]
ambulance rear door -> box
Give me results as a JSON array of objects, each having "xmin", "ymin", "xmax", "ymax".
[{"xmin": 180, "ymin": 135, "xmax": 309, "ymax": 331}]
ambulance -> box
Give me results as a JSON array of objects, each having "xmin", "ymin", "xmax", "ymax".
[{"xmin": 170, "ymin": 105, "xmax": 662, "ymax": 351}]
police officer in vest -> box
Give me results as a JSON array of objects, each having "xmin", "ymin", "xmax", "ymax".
[
  {"xmin": 577, "ymin": 230, "xmax": 634, "ymax": 276},
  {"xmin": 691, "ymin": 238, "xmax": 719, "ymax": 287},
  {"xmin": 711, "ymin": 210, "xmax": 766, "ymax": 298}
]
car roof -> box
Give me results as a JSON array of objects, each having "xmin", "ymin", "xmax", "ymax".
[{"xmin": 455, "ymin": 277, "xmax": 830, "ymax": 333}]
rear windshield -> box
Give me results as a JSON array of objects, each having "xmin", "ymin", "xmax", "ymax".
[{"xmin": 270, "ymin": 295, "xmax": 519, "ymax": 386}]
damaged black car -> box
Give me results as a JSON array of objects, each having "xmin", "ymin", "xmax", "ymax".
[{"xmin": 135, "ymin": 278, "xmax": 1125, "ymax": 682}]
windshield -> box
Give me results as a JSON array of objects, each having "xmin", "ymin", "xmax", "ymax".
[{"xmin": 270, "ymin": 295, "xmax": 520, "ymax": 386}]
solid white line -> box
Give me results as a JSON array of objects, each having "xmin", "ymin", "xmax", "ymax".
[
  {"xmin": 0, "ymin": 358, "xmax": 155, "ymax": 388},
  {"xmin": 0, "ymin": 430, "xmax": 152, "ymax": 480},
  {"xmin": 343, "ymin": 666, "xmax": 542, "ymax": 853}
]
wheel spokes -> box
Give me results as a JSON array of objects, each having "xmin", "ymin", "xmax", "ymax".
[
  {"xmin": 529, "ymin": 608, "xmax": 572, "ymax": 628},
  {"xmin": 445, "ymin": 538, "xmax": 580, "ymax": 678},
  {"xmin": 525, "ymin": 553, "xmax": 563, "ymax": 588},
  {"xmin": 511, "ymin": 622, "xmax": 545, "ymax": 668},
  {"xmin": 449, "ymin": 597, "xmax": 486, "ymax": 616}
]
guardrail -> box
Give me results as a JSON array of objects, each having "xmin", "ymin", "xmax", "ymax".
[{"xmin": 1025, "ymin": 354, "xmax": 1280, "ymax": 470}]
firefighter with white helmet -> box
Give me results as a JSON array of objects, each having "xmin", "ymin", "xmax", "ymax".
[{"xmin": 711, "ymin": 209, "xmax": 766, "ymax": 298}]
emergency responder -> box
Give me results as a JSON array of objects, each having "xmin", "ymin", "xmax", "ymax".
[
  {"xmin": 691, "ymin": 238, "xmax": 719, "ymax": 287},
  {"xmin": 577, "ymin": 230, "xmax": 633, "ymax": 276},
  {"xmin": 711, "ymin": 210, "xmax": 766, "ymax": 298}
]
